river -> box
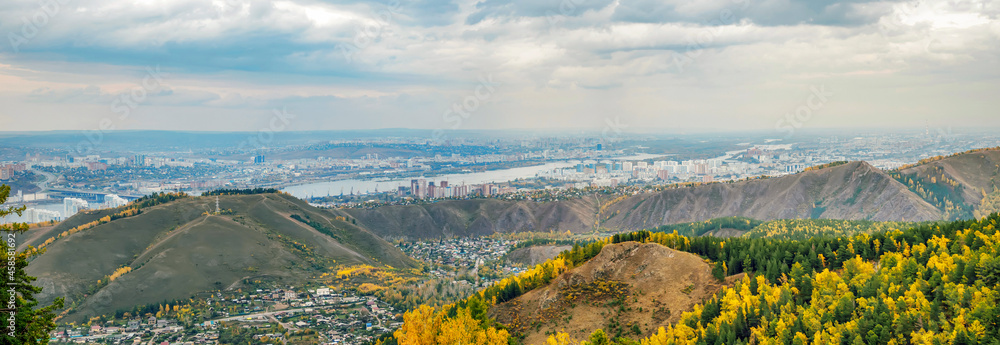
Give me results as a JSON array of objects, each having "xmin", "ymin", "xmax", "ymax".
[{"xmin": 281, "ymin": 153, "xmax": 667, "ymax": 198}]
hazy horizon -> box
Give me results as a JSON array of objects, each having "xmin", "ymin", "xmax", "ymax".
[{"xmin": 0, "ymin": 125, "xmax": 996, "ymax": 135}]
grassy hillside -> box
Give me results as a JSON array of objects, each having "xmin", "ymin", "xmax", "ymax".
[
  {"xmin": 25, "ymin": 192, "xmax": 417, "ymax": 322},
  {"xmin": 17, "ymin": 207, "xmax": 125, "ymax": 250}
]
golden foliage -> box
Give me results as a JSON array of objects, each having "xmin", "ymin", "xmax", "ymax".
[
  {"xmin": 33, "ymin": 207, "xmax": 141, "ymax": 254},
  {"xmin": 357, "ymin": 283, "xmax": 385, "ymax": 294},
  {"xmin": 395, "ymin": 305, "xmax": 440, "ymax": 345},
  {"xmin": 974, "ymin": 190, "xmax": 1000, "ymax": 220},
  {"xmin": 547, "ymin": 331, "xmax": 574, "ymax": 345},
  {"xmin": 107, "ymin": 266, "xmax": 133, "ymax": 282}
]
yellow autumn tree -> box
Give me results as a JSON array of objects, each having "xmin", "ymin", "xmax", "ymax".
[
  {"xmin": 395, "ymin": 305, "xmax": 442, "ymax": 345},
  {"xmin": 547, "ymin": 331, "xmax": 574, "ymax": 345}
]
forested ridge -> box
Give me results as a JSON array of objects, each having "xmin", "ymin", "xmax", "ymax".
[
  {"xmin": 743, "ymin": 219, "xmax": 921, "ymax": 240},
  {"xmin": 387, "ymin": 213, "xmax": 1000, "ymax": 345},
  {"xmin": 649, "ymin": 217, "xmax": 763, "ymax": 237},
  {"xmin": 889, "ymin": 146, "xmax": 1000, "ymax": 221}
]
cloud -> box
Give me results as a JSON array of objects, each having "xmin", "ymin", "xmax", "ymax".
[
  {"xmin": 463, "ymin": 0, "xmax": 893, "ymax": 27},
  {"xmin": 466, "ymin": 0, "xmax": 616, "ymax": 24},
  {"xmin": 26, "ymin": 85, "xmax": 106, "ymax": 103},
  {"xmin": 24, "ymin": 84, "xmax": 228, "ymax": 107},
  {"xmin": 0, "ymin": 0, "xmax": 997, "ymax": 132},
  {"xmin": 610, "ymin": 0, "xmax": 894, "ymax": 26}
]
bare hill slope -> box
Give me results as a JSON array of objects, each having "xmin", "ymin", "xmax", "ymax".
[
  {"xmin": 489, "ymin": 242, "xmax": 739, "ymax": 344},
  {"xmin": 339, "ymin": 197, "xmax": 599, "ymax": 240},
  {"xmin": 603, "ymin": 161, "xmax": 941, "ymax": 228},
  {"xmin": 338, "ymin": 161, "xmax": 942, "ymax": 239},
  {"xmin": 894, "ymin": 148, "xmax": 1000, "ymax": 219}
]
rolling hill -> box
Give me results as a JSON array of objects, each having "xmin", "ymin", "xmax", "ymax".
[
  {"xmin": 23, "ymin": 192, "xmax": 417, "ymax": 322},
  {"xmin": 334, "ymin": 161, "xmax": 942, "ymax": 239},
  {"xmin": 603, "ymin": 161, "xmax": 940, "ymax": 228},
  {"xmin": 892, "ymin": 147, "xmax": 1000, "ymax": 219},
  {"xmin": 489, "ymin": 242, "xmax": 740, "ymax": 344}
]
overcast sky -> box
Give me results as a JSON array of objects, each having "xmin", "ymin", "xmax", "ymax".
[{"xmin": 0, "ymin": 0, "xmax": 997, "ymax": 134}]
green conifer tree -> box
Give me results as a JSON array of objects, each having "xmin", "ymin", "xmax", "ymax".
[{"xmin": 0, "ymin": 184, "xmax": 64, "ymax": 345}]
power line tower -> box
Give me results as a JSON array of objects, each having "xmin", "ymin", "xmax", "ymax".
[{"xmin": 215, "ymin": 196, "xmax": 220, "ymax": 214}]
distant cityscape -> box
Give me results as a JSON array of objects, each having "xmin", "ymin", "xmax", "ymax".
[{"xmin": 2, "ymin": 129, "xmax": 998, "ymax": 222}]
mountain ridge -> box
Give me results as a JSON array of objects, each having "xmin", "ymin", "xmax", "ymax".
[
  {"xmin": 892, "ymin": 147, "xmax": 1000, "ymax": 219},
  {"xmin": 336, "ymin": 160, "xmax": 943, "ymax": 239}
]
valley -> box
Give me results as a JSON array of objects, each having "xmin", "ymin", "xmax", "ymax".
[{"xmin": 13, "ymin": 147, "xmax": 1000, "ymax": 345}]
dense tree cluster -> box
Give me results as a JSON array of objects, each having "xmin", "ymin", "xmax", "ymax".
[
  {"xmin": 395, "ymin": 211, "xmax": 1000, "ymax": 345},
  {"xmin": 636, "ymin": 215, "xmax": 1000, "ymax": 344},
  {"xmin": 890, "ymin": 167, "xmax": 974, "ymax": 220},
  {"xmin": 380, "ymin": 299, "xmax": 510, "ymax": 345},
  {"xmin": 132, "ymin": 191, "xmax": 189, "ymax": 209},
  {"xmin": 650, "ymin": 217, "xmax": 762, "ymax": 237},
  {"xmin": 560, "ymin": 215, "xmax": 1000, "ymax": 345},
  {"xmin": 745, "ymin": 219, "xmax": 918, "ymax": 241}
]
